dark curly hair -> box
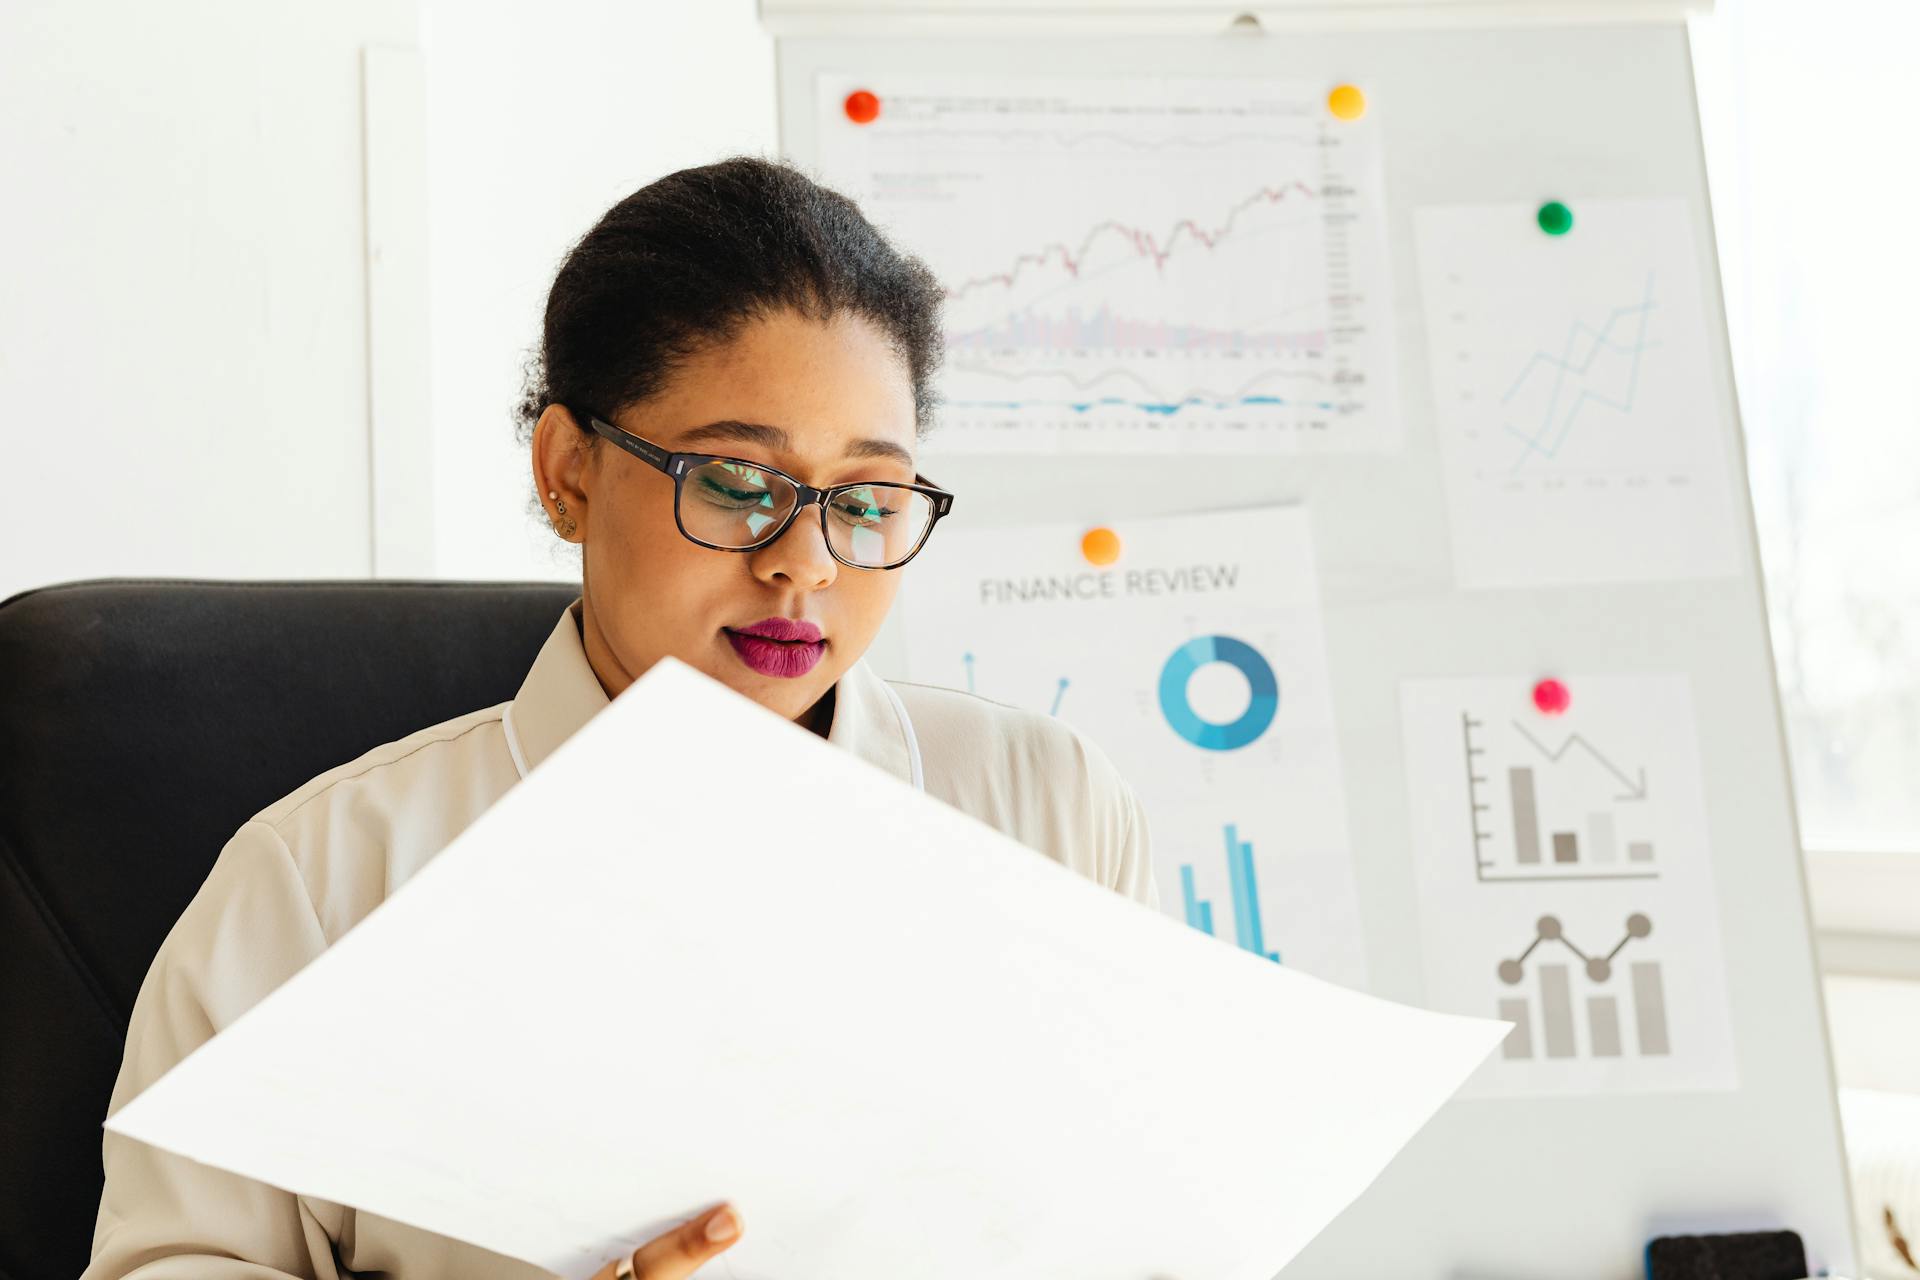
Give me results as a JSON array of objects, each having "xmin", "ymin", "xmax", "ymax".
[{"xmin": 513, "ymin": 155, "xmax": 945, "ymax": 522}]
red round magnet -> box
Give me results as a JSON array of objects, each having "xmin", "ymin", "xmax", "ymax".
[
  {"xmin": 1532, "ymin": 677, "xmax": 1571, "ymax": 716},
  {"xmin": 843, "ymin": 90, "xmax": 880, "ymax": 125}
]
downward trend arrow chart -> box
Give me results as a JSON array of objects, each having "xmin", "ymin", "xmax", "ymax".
[
  {"xmin": 1459, "ymin": 711, "xmax": 1661, "ymax": 884},
  {"xmin": 1510, "ymin": 721, "xmax": 1649, "ymax": 802}
]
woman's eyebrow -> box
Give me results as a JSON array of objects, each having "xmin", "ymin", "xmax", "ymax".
[
  {"xmin": 678, "ymin": 419, "xmax": 914, "ymax": 469},
  {"xmin": 844, "ymin": 437, "xmax": 916, "ymax": 468},
  {"xmin": 676, "ymin": 419, "xmax": 790, "ymax": 452}
]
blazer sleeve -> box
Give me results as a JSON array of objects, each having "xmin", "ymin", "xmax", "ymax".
[{"xmin": 85, "ymin": 820, "xmax": 347, "ymax": 1280}]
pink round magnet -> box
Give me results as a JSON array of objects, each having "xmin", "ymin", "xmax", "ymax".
[{"xmin": 1532, "ymin": 677, "xmax": 1571, "ymax": 716}]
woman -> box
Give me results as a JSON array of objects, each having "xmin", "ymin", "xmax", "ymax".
[{"xmin": 87, "ymin": 156, "xmax": 1158, "ymax": 1280}]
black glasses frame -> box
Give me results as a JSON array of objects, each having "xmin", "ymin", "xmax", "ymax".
[{"xmin": 582, "ymin": 412, "xmax": 956, "ymax": 571}]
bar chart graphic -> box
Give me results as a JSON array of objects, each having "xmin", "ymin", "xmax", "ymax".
[
  {"xmin": 1495, "ymin": 913, "xmax": 1669, "ymax": 1061},
  {"xmin": 1462, "ymin": 712, "xmax": 1659, "ymax": 883},
  {"xmin": 1402, "ymin": 675, "xmax": 1739, "ymax": 1095},
  {"xmin": 1180, "ymin": 824, "xmax": 1281, "ymax": 963}
]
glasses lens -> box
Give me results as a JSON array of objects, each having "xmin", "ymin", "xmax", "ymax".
[
  {"xmin": 824, "ymin": 484, "xmax": 936, "ymax": 568},
  {"xmin": 679, "ymin": 460, "xmax": 798, "ymax": 548}
]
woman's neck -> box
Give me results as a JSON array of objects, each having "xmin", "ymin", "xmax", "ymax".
[{"xmin": 801, "ymin": 685, "xmax": 836, "ymax": 739}]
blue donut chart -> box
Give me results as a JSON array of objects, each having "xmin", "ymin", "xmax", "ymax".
[{"xmin": 1157, "ymin": 635, "xmax": 1279, "ymax": 751}]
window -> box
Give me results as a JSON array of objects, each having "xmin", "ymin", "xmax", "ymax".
[{"xmin": 1692, "ymin": 0, "xmax": 1920, "ymax": 862}]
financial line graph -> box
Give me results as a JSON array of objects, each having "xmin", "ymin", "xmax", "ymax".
[
  {"xmin": 951, "ymin": 228, "xmax": 1333, "ymax": 347},
  {"xmin": 947, "ymin": 362, "xmax": 1331, "ymax": 398},
  {"xmin": 942, "ymin": 181, "xmax": 1319, "ymax": 303},
  {"xmin": 1504, "ymin": 272, "xmax": 1660, "ymax": 471},
  {"xmin": 1415, "ymin": 200, "xmax": 1739, "ymax": 587},
  {"xmin": 819, "ymin": 75, "xmax": 1398, "ymax": 452},
  {"xmin": 946, "ymin": 381, "xmax": 1338, "ymax": 418},
  {"xmin": 946, "ymin": 306, "xmax": 1329, "ymax": 354},
  {"xmin": 933, "ymin": 178, "xmax": 1348, "ymax": 423}
]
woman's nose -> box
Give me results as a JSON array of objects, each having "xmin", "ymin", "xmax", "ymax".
[{"xmin": 750, "ymin": 502, "xmax": 839, "ymax": 589}]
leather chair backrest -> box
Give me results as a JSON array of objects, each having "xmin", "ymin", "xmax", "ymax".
[{"xmin": 0, "ymin": 578, "xmax": 579, "ymax": 1280}]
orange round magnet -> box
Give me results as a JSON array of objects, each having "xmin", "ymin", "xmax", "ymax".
[
  {"xmin": 1081, "ymin": 527, "xmax": 1123, "ymax": 566},
  {"xmin": 843, "ymin": 90, "xmax": 880, "ymax": 125}
]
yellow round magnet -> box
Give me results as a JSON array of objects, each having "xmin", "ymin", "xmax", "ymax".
[{"xmin": 1328, "ymin": 84, "xmax": 1367, "ymax": 121}]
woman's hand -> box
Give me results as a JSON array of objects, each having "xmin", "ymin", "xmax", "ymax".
[{"xmin": 589, "ymin": 1203, "xmax": 744, "ymax": 1280}]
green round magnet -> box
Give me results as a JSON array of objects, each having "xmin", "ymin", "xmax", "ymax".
[{"xmin": 1537, "ymin": 200, "xmax": 1574, "ymax": 236}]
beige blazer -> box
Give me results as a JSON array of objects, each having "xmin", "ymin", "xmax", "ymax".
[{"xmin": 86, "ymin": 598, "xmax": 1158, "ymax": 1280}]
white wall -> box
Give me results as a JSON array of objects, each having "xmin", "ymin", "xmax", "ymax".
[
  {"xmin": 0, "ymin": 0, "xmax": 778, "ymax": 603},
  {"xmin": 0, "ymin": 0, "xmax": 419, "ymax": 603},
  {"xmin": 422, "ymin": 0, "xmax": 779, "ymax": 583}
]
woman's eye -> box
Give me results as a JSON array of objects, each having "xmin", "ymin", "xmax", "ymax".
[
  {"xmin": 834, "ymin": 500, "xmax": 897, "ymax": 524},
  {"xmin": 696, "ymin": 476, "xmax": 770, "ymax": 506}
]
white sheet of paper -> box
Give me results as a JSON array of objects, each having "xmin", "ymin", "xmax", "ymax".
[{"xmin": 108, "ymin": 657, "xmax": 1506, "ymax": 1280}]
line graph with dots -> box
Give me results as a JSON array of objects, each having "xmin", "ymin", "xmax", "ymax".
[{"xmin": 1494, "ymin": 913, "xmax": 1670, "ymax": 1061}]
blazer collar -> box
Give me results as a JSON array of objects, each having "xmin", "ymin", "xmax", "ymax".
[{"xmin": 503, "ymin": 598, "xmax": 914, "ymax": 785}]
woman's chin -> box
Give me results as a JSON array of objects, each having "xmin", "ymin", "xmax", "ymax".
[{"xmin": 691, "ymin": 645, "xmax": 822, "ymax": 721}]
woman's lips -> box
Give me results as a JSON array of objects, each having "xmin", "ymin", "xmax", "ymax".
[
  {"xmin": 732, "ymin": 617, "xmax": 823, "ymax": 644},
  {"xmin": 723, "ymin": 618, "xmax": 826, "ymax": 679}
]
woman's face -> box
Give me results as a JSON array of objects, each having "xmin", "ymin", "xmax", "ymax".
[{"xmin": 532, "ymin": 307, "xmax": 922, "ymax": 730}]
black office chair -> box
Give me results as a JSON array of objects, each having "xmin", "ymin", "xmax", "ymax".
[{"xmin": 0, "ymin": 578, "xmax": 580, "ymax": 1280}]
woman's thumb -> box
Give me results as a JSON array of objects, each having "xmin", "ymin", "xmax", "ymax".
[{"xmin": 627, "ymin": 1203, "xmax": 743, "ymax": 1279}]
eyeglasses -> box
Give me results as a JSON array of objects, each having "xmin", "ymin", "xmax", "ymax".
[{"xmin": 580, "ymin": 412, "xmax": 956, "ymax": 571}]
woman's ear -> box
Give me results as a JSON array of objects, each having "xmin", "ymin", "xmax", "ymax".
[{"xmin": 532, "ymin": 404, "xmax": 591, "ymax": 541}]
